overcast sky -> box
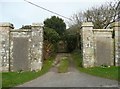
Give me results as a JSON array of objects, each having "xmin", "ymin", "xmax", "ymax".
[{"xmin": 0, "ymin": 0, "xmax": 115, "ymax": 28}]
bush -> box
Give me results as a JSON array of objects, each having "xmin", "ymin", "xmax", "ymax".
[
  {"xmin": 43, "ymin": 27, "xmax": 60, "ymax": 59},
  {"xmin": 65, "ymin": 33, "xmax": 77, "ymax": 52},
  {"xmin": 44, "ymin": 27, "xmax": 60, "ymax": 44}
]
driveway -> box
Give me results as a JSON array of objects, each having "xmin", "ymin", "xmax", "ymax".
[{"xmin": 18, "ymin": 53, "xmax": 119, "ymax": 87}]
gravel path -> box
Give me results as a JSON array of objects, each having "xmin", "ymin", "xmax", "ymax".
[{"xmin": 17, "ymin": 53, "xmax": 119, "ymax": 87}]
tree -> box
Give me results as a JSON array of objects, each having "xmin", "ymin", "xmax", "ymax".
[
  {"xmin": 84, "ymin": 2, "xmax": 118, "ymax": 29},
  {"xmin": 116, "ymin": 1, "xmax": 120, "ymax": 21},
  {"xmin": 65, "ymin": 32, "xmax": 77, "ymax": 52},
  {"xmin": 68, "ymin": 12, "xmax": 85, "ymax": 28},
  {"xmin": 69, "ymin": 1, "xmax": 119, "ymax": 29},
  {"xmin": 44, "ymin": 27, "xmax": 60, "ymax": 44},
  {"xmin": 44, "ymin": 16, "xmax": 66, "ymax": 35},
  {"xmin": 43, "ymin": 27, "xmax": 60, "ymax": 59},
  {"xmin": 67, "ymin": 25, "xmax": 81, "ymax": 49}
]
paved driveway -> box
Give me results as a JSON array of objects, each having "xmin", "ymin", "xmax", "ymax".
[{"xmin": 18, "ymin": 53, "xmax": 119, "ymax": 87}]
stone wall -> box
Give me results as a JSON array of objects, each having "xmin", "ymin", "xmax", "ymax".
[
  {"xmin": 0, "ymin": 23, "xmax": 43, "ymax": 72},
  {"xmin": 81, "ymin": 22, "xmax": 120, "ymax": 68},
  {"xmin": 10, "ymin": 29, "xmax": 32, "ymax": 71},
  {"xmin": 93, "ymin": 29, "xmax": 114, "ymax": 66}
]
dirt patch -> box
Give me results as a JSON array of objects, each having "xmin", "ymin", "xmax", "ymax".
[{"xmin": 50, "ymin": 53, "xmax": 77, "ymax": 73}]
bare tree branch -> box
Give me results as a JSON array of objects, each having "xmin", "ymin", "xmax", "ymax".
[{"xmin": 69, "ymin": 1, "xmax": 119, "ymax": 29}]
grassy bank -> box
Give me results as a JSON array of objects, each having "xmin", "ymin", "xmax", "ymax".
[
  {"xmin": 58, "ymin": 57, "xmax": 69, "ymax": 73},
  {"xmin": 2, "ymin": 56, "xmax": 55, "ymax": 88},
  {"xmin": 72, "ymin": 50, "xmax": 120, "ymax": 81}
]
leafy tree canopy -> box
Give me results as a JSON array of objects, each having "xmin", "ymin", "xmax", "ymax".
[
  {"xmin": 64, "ymin": 31, "xmax": 78, "ymax": 52},
  {"xmin": 44, "ymin": 16, "xmax": 66, "ymax": 35},
  {"xmin": 44, "ymin": 27, "xmax": 60, "ymax": 44}
]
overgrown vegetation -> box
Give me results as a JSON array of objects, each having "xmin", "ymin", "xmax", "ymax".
[
  {"xmin": 43, "ymin": 16, "xmax": 66, "ymax": 59},
  {"xmin": 43, "ymin": 27, "xmax": 60, "ymax": 59},
  {"xmin": 64, "ymin": 32, "xmax": 78, "ymax": 52},
  {"xmin": 72, "ymin": 50, "xmax": 120, "ymax": 81},
  {"xmin": 43, "ymin": 16, "xmax": 80, "ymax": 53},
  {"xmin": 2, "ymin": 56, "xmax": 55, "ymax": 88},
  {"xmin": 58, "ymin": 57, "xmax": 69, "ymax": 73}
]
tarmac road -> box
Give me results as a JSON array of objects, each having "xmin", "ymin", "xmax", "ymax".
[{"xmin": 17, "ymin": 53, "xmax": 119, "ymax": 87}]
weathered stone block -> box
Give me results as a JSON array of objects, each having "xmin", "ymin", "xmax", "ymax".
[
  {"xmin": 81, "ymin": 22, "xmax": 119, "ymax": 68},
  {"xmin": 0, "ymin": 22, "xmax": 43, "ymax": 72}
]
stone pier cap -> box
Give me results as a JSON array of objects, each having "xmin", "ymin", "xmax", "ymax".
[
  {"xmin": 0, "ymin": 22, "xmax": 44, "ymax": 29},
  {"xmin": 111, "ymin": 22, "xmax": 120, "ymax": 27},
  {"xmin": 81, "ymin": 22, "xmax": 94, "ymax": 27},
  {"xmin": 32, "ymin": 23, "xmax": 43, "ymax": 27},
  {"xmin": 0, "ymin": 22, "xmax": 14, "ymax": 29}
]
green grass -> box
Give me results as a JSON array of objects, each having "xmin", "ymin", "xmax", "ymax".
[
  {"xmin": 2, "ymin": 56, "xmax": 55, "ymax": 88},
  {"xmin": 71, "ymin": 50, "xmax": 120, "ymax": 81},
  {"xmin": 0, "ymin": 72, "xmax": 2, "ymax": 89},
  {"xmin": 58, "ymin": 58, "xmax": 69, "ymax": 73}
]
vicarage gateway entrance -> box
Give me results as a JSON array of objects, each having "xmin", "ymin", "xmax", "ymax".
[{"xmin": 0, "ymin": 22, "xmax": 119, "ymax": 72}]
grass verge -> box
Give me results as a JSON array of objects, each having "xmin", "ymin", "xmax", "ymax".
[
  {"xmin": 58, "ymin": 57, "xmax": 69, "ymax": 73},
  {"xmin": 71, "ymin": 50, "xmax": 120, "ymax": 81},
  {"xmin": 2, "ymin": 56, "xmax": 55, "ymax": 88}
]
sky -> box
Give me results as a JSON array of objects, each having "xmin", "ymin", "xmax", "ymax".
[{"xmin": 0, "ymin": 0, "xmax": 115, "ymax": 29}]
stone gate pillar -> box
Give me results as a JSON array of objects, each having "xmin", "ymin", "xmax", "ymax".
[
  {"xmin": 81, "ymin": 22, "xmax": 95, "ymax": 68},
  {"xmin": 112, "ymin": 22, "xmax": 120, "ymax": 66},
  {"xmin": 31, "ymin": 23, "xmax": 43, "ymax": 71},
  {"xmin": 0, "ymin": 23, "xmax": 14, "ymax": 72}
]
